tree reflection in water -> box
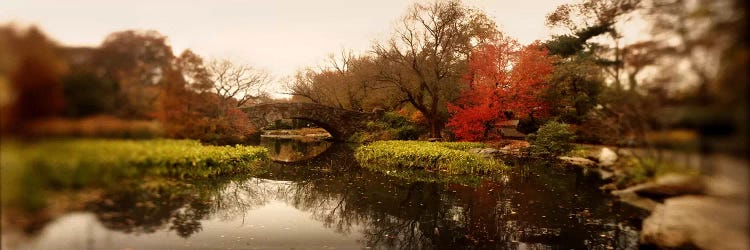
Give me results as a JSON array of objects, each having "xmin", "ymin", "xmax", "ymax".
[
  {"xmin": 263, "ymin": 143, "xmax": 646, "ymax": 249},
  {"xmin": 68, "ymin": 142, "xmax": 645, "ymax": 249},
  {"xmin": 89, "ymin": 175, "xmax": 273, "ymax": 238}
]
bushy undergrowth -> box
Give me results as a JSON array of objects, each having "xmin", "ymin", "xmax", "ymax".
[
  {"xmin": 1, "ymin": 139, "xmax": 268, "ymax": 211},
  {"xmin": 355, "ymin": 141, "xmax": 506, "ymax": 177},
  {"xmin": 349, "ymin": 112, "xmax": 425, "ymax": 143},
  {"xmin": 614, "ymin": 157, "xmax": 697, "ymax": 187},
  {"xmin": 525, "ymin": 121, "xmax": 575, "ymax": 159}
]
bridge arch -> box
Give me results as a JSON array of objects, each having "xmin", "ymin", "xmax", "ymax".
[{"xmin": 241, "ymin": 103, "xmax": 379, "ymax": 141}]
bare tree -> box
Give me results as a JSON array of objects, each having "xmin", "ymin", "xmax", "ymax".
[
  {"xmin": 286, "ymin": 49, "xmax": 397, "ymax": 111},
  {"xmin": 373, "ymin": 0, "xmax": 498, "ymax": 138},
  {"xmin": 208, "ymin": 59, "xmax": 270, "ymax": 107}
]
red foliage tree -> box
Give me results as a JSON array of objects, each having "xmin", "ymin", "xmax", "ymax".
[{"xmin": 447, "ymin": 41, "xmax": 554, "ymax": 141}]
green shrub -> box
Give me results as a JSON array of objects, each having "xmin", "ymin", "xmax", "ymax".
[
  {"xmin": 350, "ymin": 112, "xmax": 425, "ymax": 143},
  {"xmin": 382, "ymin": 112, "xmax": 411, "ymax": 128},
  {"xmin": 525, "ymin": 121, "xmax": 576, "ymax": 159},
  {"xmin": 355, "ymin": 141, "xmax": 506, "ymax": 177}
]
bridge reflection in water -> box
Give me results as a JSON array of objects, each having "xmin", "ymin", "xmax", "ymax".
[
  {"xmin": 5, "ymin": 138, "xmax": 648, "ymax": 249},
  {"xmin": 260, "ymin": 136, "xmax": 333, "ymax": 162}
]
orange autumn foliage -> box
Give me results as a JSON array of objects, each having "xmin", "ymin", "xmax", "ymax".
[{"xmin": 447, "ymin": 41, "xmax": 555, "ymax": 141}]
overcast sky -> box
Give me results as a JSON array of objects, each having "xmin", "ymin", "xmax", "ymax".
[{"xmin": 2, "ymin": 0, "xmax": 576, "ymax": 96}]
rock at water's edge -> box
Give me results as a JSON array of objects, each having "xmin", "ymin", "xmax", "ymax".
[
  {"xmin": 559, "ymin": 156, "xmax": 597, "ymax": 167},
  {"xmin": 469, "ymin": 148, "xmax": 500, "ymax": 158},
  {"xmin": 640, "ymin": 196, "xmax": 749, "ymax": 250},
  {"xmin": 598, "ymin": 147, "xmax": 618, "ymax": 167},
  {"xmin": 612, "ymin": 174, "xmax": 704, "ymax": 198}
]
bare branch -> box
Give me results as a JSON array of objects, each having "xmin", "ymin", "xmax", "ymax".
[{"xmin": 208, "ymin": 59, "xmax": 271, "ymax": 107}]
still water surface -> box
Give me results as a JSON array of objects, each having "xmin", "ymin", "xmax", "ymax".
[{"xmin": 5, "ymin": 138, "xmax": 647, "ymax": 249}]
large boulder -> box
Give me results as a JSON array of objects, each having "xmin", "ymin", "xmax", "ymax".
[
  {"xmin": 598, "ymin": 147, "xmax": 618, "ymax": 167},
  {"xmin": 641, "ymin": 196, "xmax": 749, "ymax": 249},
  {"xmin": 639, "ymin": 155, "xmax": 749, "ymax": 249}
]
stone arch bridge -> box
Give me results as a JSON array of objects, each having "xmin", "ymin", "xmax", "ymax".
[{"xmin": 241, "ymin": 103, "xmax": 380, "ymax": 141}]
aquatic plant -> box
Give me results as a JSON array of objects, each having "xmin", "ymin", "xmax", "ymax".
[
  {"xmin": 355, "ymin": 141, "xmax": 506, "ymax": 178},
  {"xmin": 1, "ymin": 139, "xmax": 268, "ymax": 211}
]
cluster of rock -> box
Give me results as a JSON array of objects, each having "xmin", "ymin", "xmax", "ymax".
[
  {"xmin": 558, "ymin": 147, "xmax": 618, "ymax": 180},
  {"xmin": 468, "ymin": 141, "xmax": 530, "ymax": 159},
  {"xmin": 468, "ymin": 147, "xmax": 501, "ymax": 158},
  {"xmin": 637, "ymin": 156, "xmax": 748, "ymax": 250},
  {"xmin": 558, "ymin": 148, "xmax": 748, "ymax": 250},
  {"xmin": 472, "ymin": 142, "xmax": 748, "ymax": 249}
]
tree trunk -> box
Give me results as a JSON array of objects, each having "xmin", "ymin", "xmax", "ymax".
[
  {"xmin": 429, "ymin": 118, "xmax": 442, "ymax": 139},
  {"xmin": 429, "ymin": 93, "xmax": 442, "ymax": 139}
]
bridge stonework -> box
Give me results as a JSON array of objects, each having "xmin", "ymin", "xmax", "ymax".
[{"xmin": 241, "ymin": 103, "xmax": 380, "ymax": 141}]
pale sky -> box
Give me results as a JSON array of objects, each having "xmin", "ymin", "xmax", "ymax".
[{"xmin": 1, "ymin": 0, "xmax": 575, "ymax": 96}]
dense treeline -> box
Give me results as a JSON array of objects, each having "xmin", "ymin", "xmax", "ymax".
[
  {"xmin": 286, "ymin": 0, "xmax": 747, "ymax": 154},
  {"xmin": 1, "ymin": 0, "xmax": 745, "ymax": 154},
  {"xmin": 0, "ymin": 28, "xmax": 270, "ymax": 144}
]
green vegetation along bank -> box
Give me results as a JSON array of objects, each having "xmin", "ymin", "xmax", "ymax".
[
  {"xmin": 1, "ymin": 139, "xmax": 268, "ymax": 211},
  {"xmin": 355, "ymin": 141, "xmax": 506, "ymax": 180}
]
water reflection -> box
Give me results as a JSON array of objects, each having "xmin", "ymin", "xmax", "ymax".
[
  {"xmin": 259, "ymin": 136, "xmax": 333, "ymax": 162},
  {"xmin": 4, "ymin": 139, "xmax": 647, "ymax": 249},
  {"xmin": 263, "ymin": 152, "xmax": 646, "ymax": 249},
  {"xmin": 89, "ymin": 177, "xmax": 271, "ymax": 238}
]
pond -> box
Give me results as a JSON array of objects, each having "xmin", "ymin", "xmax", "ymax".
[{"xmin": 2, "ymin": 137, "xmax": 647, "ymax": 249}]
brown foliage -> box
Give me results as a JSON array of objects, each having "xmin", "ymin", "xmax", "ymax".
[
  {"xmin": 94, "ymin": 30, "xmax": 175, "ymax": 119},
  {"xmin": 0, "ymin": 26, "xmax": 67, "ymax": 134},
  {"xmin": 372, "ymin": 0, "xmax": 500, "ymax": 138},
  {"xmin": 24, "ymin": 116, "xmax": 162, "ymax": 138},
  {"xmin": 287, "ymin": 50, "xmax": 399, "ymax": 111},
  {"xmin": 1, "ymin": 26, "xmax": 261, "ymax": 144},
  {"xmin": 158, "ymin": 60, "xmax": 257, "ymax": 145}
]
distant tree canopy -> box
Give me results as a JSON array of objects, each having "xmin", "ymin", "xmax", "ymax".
[
  {"xmin": 0, "ymin": 26, "xmax": 67, "ymax": 134},
  {"xmin": 1, "ymin": 27, "xmax": 268, "ymax": 144},
  {"xmin": 288, "ymin": 0, "xmax": 500, "ymax": 138},
  {"xmin": 2, "ymin": 0, "xmax": 745, "ymax": 150},
  {"xmin": 541, "ymin": 0, "xmax": 746, "ymax": 150},
  {"xmin": 61, "ymin": 70, "xmax": 118, "ymax": 117},
  {"xmin": 287, "ymin": 51, "xmax": 402, "ymax": 111},
  {"xmin": 284, "ymin": 0, "xmax": 746, "ymax": 144}
]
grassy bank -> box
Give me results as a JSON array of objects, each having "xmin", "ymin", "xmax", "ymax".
[
  {"xmin": 1, "ymin": 139, "xmax": 268, "ymax": 211},
  {"xmin": 355, "ymin": 141, "xmax": 506, "ymax": 178}
]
